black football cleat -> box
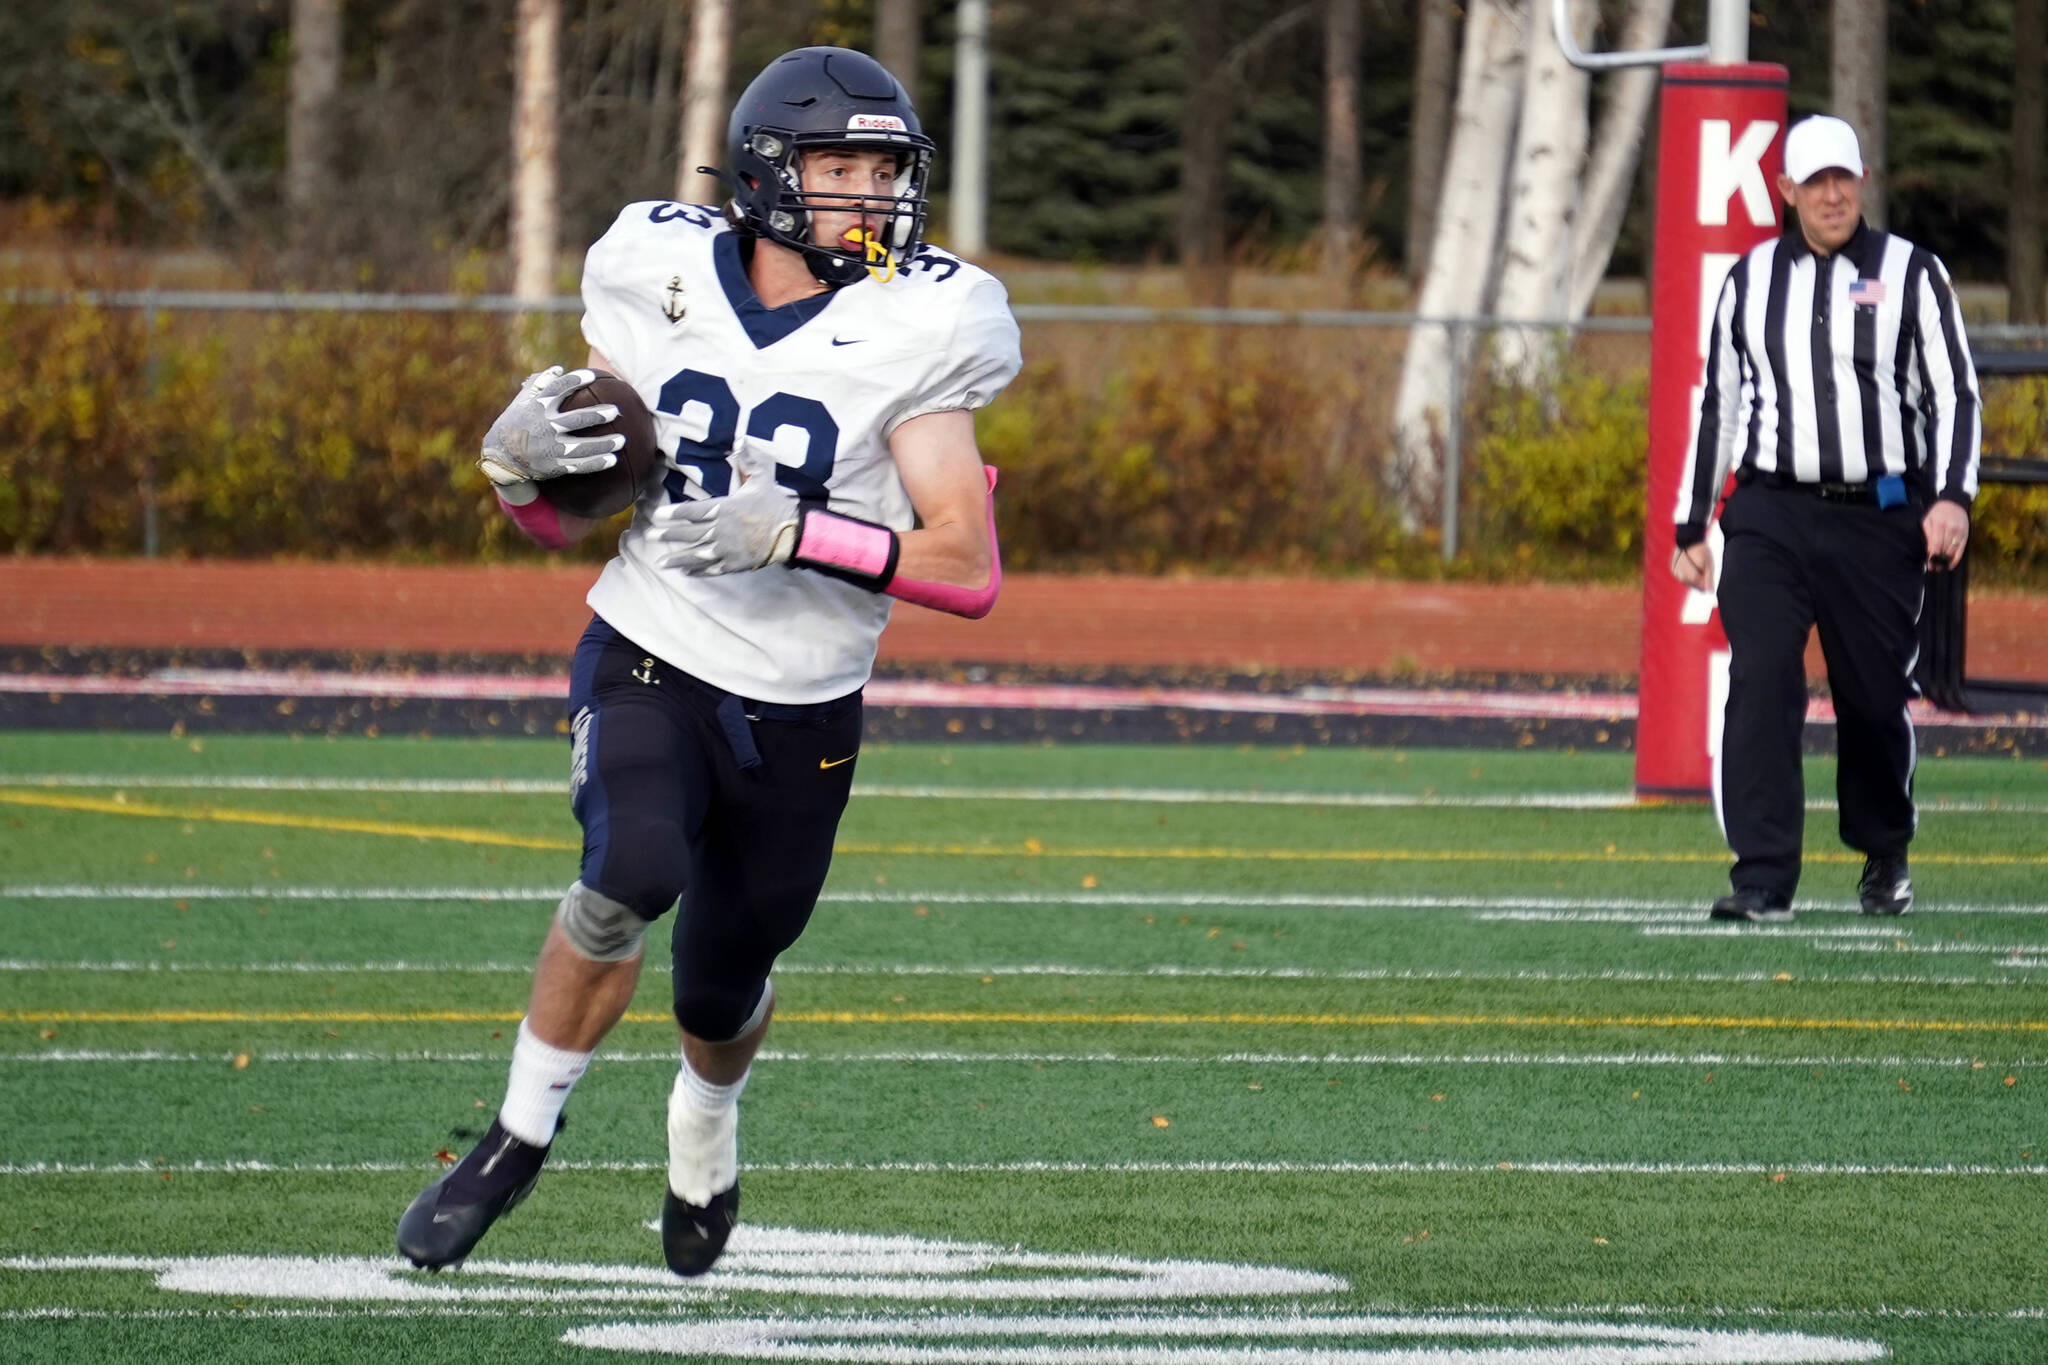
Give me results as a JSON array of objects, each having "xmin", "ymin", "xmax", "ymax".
[
  {"xmin": 661, "ymin": 1183, "xmax": 739, "ymax": 1277},
  {"xmin": 1858, "ymin": 854, "xmax": 1913, "ymax": 916},
  {"xmin": 397, "ymin": 1117, "xmax": 554, "ymax": 1271},
  {"xmin": 1709, "ymin": 888, "xmax": 1794, "ymax": 923}
]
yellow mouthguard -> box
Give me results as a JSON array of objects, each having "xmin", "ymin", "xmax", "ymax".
[{"xmin": 844, "ymin": 227, "xmax": 896, "ymax": 283}]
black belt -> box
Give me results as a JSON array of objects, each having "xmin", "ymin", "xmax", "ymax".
[{"xmin": 1739, "ymin": 469, "xmax": 1903, "ymax": 505}]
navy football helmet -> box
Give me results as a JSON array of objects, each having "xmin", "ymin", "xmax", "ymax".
[{"xmin": 722, "ymin": 47, "xmax": 933, "ymax": 287}]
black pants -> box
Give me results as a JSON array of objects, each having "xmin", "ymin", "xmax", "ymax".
[
  {"xmin": 566, "ymin": 617, "xmax": 863, "ymax": 1041},
  {"xmin": 1714, "ymin": 481, "xmax": 1925, "ymax": 900}
]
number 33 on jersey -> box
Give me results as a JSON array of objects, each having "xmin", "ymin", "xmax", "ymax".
[{"xmin": 576, "ymin": 201, "xmax": 1022, "ymax": 705}]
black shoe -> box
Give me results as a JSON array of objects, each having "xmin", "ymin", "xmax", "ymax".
[
  {"xmin": 1859, "ymin": 854, "xmax": 1913, "ymax": 915},
  {"xmin": 661, "ymin": 1183, "xmax": 739, "ymax": 1277},
  {"xmin": 397, "ymin": 1117, "xmax": 554, "ymax": 1270},
  {"xmin": 1709, "ymin": 888, "xmax": 1794, "ymax": 923}
]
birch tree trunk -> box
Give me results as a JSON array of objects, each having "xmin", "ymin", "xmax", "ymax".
[
  {"xmin": 1404, "ymin": 0, "xmax": 1459, "ymax": 288},
  {"xmin": 1388, "ymin": 0, "xmax": 1525, "ymax": 526},
  {"xmin": 286, "ymin": 0, "xmax": 342, "ymax": 258},
  {"xmin": 1178, "ymin": 1, "xmax": 1233, "ymax": 306},
  {"xmin": 1567, "ymin": 0, "xmax": 1673, "ymax": 319},
  {"xmin": 1492, "ymin": 0, "xmax": 1591, "ymax": 385},
  {"xmin": 2010, "ymin": 0, "xmax": 2046, "ymax": 324},
  {"xmin": 510, "ymin": 0, "xmax": 560, "ymax": 305},
  {"xmin": 677, "ymin": 0, "xmax": 732, "ymax": 206},
  {"xmin": 1321, "ymin": 0, "xmax": 1363, "ymax": 281},
  {"xmin": 1831, "ymin": 0, "xmax": 1886, "ymax": 227},
  {"xmin": 875, "ymin": 0, "xmax": 921, "ymax": 110}
]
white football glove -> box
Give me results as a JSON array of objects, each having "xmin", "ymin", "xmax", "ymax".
[
  {"xmin": 478, "ymin": 366, "xmax": 625, "ymax": 489},
  {"xmin": 648, "ymin": 443, "xmax": 801, "ymax": 575}
]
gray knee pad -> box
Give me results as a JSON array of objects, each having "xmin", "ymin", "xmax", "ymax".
[{"xmin": 556, "ymin": 881, "xmax": 650, "ymax": 962}]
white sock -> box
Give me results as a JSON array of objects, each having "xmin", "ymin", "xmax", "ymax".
[
  {"xmin": 497, "ymin": 1019, "xmax": 593, "ymax": 1146},
  {"xmin": 676, "ymin": 1051, "xmax": 749, "ymax": 1113},
  {"xmin": 667, "ymin": 1054, "xmax": 746, "ymax": 1204}
]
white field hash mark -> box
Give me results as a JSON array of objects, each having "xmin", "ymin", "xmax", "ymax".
[
  {"xmin": 7, "ymin": 771, "xmax": 2045, "ymax": 815},
  {"xmin": 3, "ymin": 1229, "xmax": 1890, "ymax": 1362}
]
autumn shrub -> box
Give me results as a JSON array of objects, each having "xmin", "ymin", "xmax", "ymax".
[
  {"xmin": 1460, "ymin": 364, "xmax": 1649, "ymax": 580},
  {"xmin": 5, "ymin": 296, "xmax": 2047, "ymax": 584}
]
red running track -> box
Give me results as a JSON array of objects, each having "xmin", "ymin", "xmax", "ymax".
[{"xmin": 5, "ymin": 557, "xmax": 2046, "ymax": 679}]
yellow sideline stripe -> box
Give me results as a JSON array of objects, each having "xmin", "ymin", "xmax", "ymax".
[
  {"xmin": 5, "ymin": 790, "xmax": 2043, "ymax": 867},
  {"xmin": 3, "ymin": 1008, "xmax": 2042, "ymax": 1034},
  {"xmin": 0, "ymin": 791, "xmax": 576, "ymax": 852}
]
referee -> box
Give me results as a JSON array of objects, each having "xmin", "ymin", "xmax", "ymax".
[{"xmin": 1670, "ymin": 114, "xmax": 1981, "ymax": 924}]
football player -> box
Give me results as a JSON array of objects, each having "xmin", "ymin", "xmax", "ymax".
[{"xmin": 397, "ymin": 45, "xmax": 1020, "ymax": 1277}]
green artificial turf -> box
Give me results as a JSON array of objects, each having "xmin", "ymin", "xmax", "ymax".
[{"xmin": 2, "ymin": 733, "xmax": 2045, "ymax": 1363}]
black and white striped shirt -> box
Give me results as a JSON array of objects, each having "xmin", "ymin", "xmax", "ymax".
[{"xmin": 1673, "ymin": 221, "xmax": 1980, "ymax": 545}]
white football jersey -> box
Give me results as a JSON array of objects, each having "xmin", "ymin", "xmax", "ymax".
[{"xmin": 576, "ymin": 203, "xmax": 1021, "ymax": 704}]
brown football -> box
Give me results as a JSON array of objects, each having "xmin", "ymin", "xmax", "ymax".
[{"xmin": 539, "ymin": 371, "xmax": 663, "ymax": 520}]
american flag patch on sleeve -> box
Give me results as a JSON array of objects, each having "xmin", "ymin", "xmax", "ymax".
[{"xmin": 1848, "ymin": 277, "xmax": 1887, "ymax": 306}]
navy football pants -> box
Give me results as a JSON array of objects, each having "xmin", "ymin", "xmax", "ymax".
[{"xmin": 566, "ymin": 617, "xmax": 862, "ymax": 1041}]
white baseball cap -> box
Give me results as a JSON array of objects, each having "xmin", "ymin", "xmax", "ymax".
[{"xmin": 1783, "ymin": 116, "xmax": 1864, "ymax": 184}]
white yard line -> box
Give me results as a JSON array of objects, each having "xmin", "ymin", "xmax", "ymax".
[
  {"xmin": 6, "ymin": 772, "xmax": 2045, "ymax": 815},
  {"xmin": 0, "ymin": 958, "xmax": 2038, "ymax": 988},
  {"xmin": 0, "ymin": 1157, "xmax": 2040, "ymax": 1177},
  {"xmin": 4, "ymin": 1048, "xmax": 2036, "ymax": 1068},
  {"xmin": 8, "ymin": 885, "xmax": 2048, "ymax": 917}
]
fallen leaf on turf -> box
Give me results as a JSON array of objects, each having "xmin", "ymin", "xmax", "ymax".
[
  {"xmin": 1972, "ymin": 1061, "xmax": 1987, "ymax": 1070},
  {"xmin": 1082, "ymin": 875, "xmax": 1098, "ymax": 888},
  {"xmin": 1593, "ymin": 1237, "xmax": 1608, "ymax": 1245},
  {"xmin": 233, "ymin": 1053, "xmax": 250, "ymax": 1070},
  {"xmin": 1772, "ymin": 1172, "xmax": 1786, "ymax": 1183},
  {"xmin": 1430, "ymin": 1094, "xmax": 1445, "ymax": 1103},
  {"xmin": 434, "ymin": 1149, "xmax": 457, "ymax": 1163},
  {"xmin": 39, "ymin": 1029, "xmax": 54, "ymax": 1041},
  {"xmin": 1151, "ymin": 1116, "xmax": 1170, "ymax": 1128},
  {"xmin": 1246, "ymin": 1083, "xmax": 1262, "ymax": 1091},
  {"xmin": 1898, "ymin": 1078, "xmax": 1911, "ymax": 1091},
  {"xmin": 2005, "ymin": 1076, "xmax": 2018, "ymax": 1086}
]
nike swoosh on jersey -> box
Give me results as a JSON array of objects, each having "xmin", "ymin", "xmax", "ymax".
[
  {"xmin": 819, "ymin": 755, "xmax": 857, "ymax": 769},
  {"xmin": 830, "ymin": 336, "xmax": 865, "ymax": 346}
]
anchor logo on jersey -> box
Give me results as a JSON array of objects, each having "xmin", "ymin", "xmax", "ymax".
[
  {"xmin": 662, "ymin": 276, "xmax": 686, "ymax": 324},
  {"xmin": 632, "ymin": 657, "xmax": 660, "ymax": 686}
]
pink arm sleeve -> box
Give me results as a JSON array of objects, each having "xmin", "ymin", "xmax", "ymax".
[
  {"xmin": 496, "ymin": 490, "xmax": 573, "ymax": 550},
  {"xmin": 884, "ymin": 466, "xmax": 1001, "ymax": 619},
  {"xmin": 791, "ymin": 466, "xmax": 1001, "ymax": 620}
]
